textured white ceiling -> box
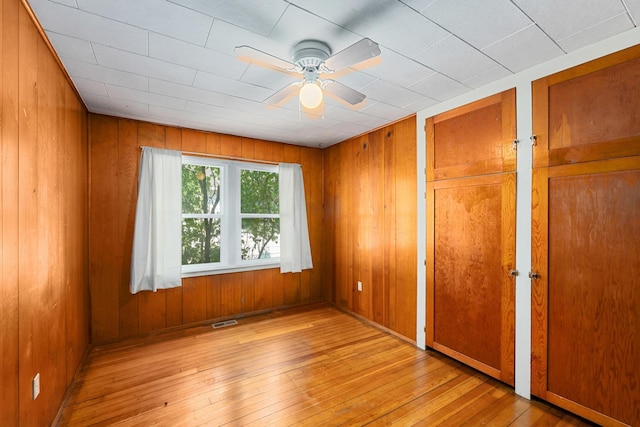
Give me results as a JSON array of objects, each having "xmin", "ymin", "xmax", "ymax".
[{"xmin": 28, "ymin": 0, "xmax": 639, "ymax": 147}]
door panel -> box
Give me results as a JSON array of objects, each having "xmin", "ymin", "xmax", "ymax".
[
  {"xmin": 533, "ymin": 44, "xmax": 640, "ymax": 168},
  {"xmin": 426, "ymin": 89, "xmax": 516, "ymax": 181},
  {"xmin": 548, "ymin": 169, "xmax": 640, "ymax": 425},
  {"xmin": 427, "ymin": 173, "xmax": 516, "ymax": 385},
  {"xmin": 532, "ymin": 157, "xmax": 640, "ymax": 426}
]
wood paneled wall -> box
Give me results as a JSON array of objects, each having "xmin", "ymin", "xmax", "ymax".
[
  {"xmin": 89, "ymin": 115, "xmax": 324, "ymax": 344},
  {"xmin": 323, "ymin": 116, "xmax": 417, "ymax": 341},
  {"xmin": 0, "ymin": 0, "xmax": 90, "ymax": 425}
]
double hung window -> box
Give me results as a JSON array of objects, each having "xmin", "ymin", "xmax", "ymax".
[{"xmin": 181, "ymin": 156, "xmax": 280, "ymax": 275}]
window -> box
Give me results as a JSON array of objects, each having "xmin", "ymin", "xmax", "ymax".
[{"xmin": 181, "ymin": 156, "xmax": 280, "ymax": 276}]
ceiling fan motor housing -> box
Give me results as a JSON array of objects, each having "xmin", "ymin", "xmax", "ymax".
[{"xmin": 292, "ymin": 40, "xmax": 331, "ymax": 74}]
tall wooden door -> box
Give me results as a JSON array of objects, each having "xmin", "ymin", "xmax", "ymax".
[
  {"xmin": 426, "ymin": 89, "xmax": 517, "ymax": 385},
  {"xmin": 531, "ymin": 45, "xmax": 640, "ymax": 426}
]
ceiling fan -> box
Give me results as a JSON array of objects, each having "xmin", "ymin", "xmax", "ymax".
[{"xmin": 235, "ymin": 38, "xmax": 381, "ymax": 109}]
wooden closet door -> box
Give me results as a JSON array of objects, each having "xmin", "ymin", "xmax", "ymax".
[
  {"xmin": 531, "ymin": 158, "xmax": 640, "ymax": 426},
  {"xmin": 425, "ymin": 89, "xmax": 516, "ymax": 385},
  {"xmin": 427, "ymin": 173, "xmax": 516, "ymax": 384},
  {"xmin": 531, "ymin": 45, "xmax": 640, "ymax": 426}
]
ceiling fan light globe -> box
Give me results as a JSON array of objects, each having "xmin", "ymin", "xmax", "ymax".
[{"xmin": 299, "ymin": 82, "xmax": 323, "ymax": 109}]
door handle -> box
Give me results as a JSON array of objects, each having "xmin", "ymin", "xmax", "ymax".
[
  {"xmin": 509, "ymin": 269, "xmax": 519, "ymax": 277},
  {"xmin": 528, "ymin": 271, "xmax": 540, "ymax": 280}
]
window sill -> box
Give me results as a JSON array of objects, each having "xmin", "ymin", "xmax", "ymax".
[{"xmin": 181, "ymin": 262, "xmax": 280, "ymax": 278}]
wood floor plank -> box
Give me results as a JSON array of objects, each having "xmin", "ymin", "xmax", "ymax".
[{"xmin": 57, "ymin": 303, "xmax": 594, "ymax": 426}]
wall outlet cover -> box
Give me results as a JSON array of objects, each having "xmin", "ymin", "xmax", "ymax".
[{"xmin": 32, "ymin": 373, "xmax": 40, "ymax": 400}]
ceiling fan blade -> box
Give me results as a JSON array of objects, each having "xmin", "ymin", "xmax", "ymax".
[
  {"xmin": 323, "ymin": 80, "xmax": 366, "ymax": 105},
  {"xmin": 235, "ymin": 45, "xmax": 295, "ymax": 71},
  {"xmin": 265, "ymin": 83, "xmax": 300, "ymax": 105},
  {"xmin": 323, "ymin": 38, "xmax": 381, "ymax": 72}
]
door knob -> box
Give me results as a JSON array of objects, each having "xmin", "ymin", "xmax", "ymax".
[{"xmin": 528, "ymin": 271, "xmax": 540, "ymax": 280}]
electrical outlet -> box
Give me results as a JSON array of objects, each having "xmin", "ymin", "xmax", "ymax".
[
  {"xmin": 357, "ymin": 281, "xmax": 362, "ymax": 292},
  {"xmin": 32, "ymin": 373, "xmax": 40, "ymax": 400}
]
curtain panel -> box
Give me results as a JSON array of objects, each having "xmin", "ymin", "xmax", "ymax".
[
  {"xmin": 278, "ymin": 163, "xmax": 313, "ymax": 273},
  {"xmin": 130, "ymin": 147, "xmax": 183, "ymax": 293}
]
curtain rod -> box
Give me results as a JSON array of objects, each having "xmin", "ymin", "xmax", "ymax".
[{"xmin": 138, "ymin": 146, "xmax": 280, "ymax": 166}]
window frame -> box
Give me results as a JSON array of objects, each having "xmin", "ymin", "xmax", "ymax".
[{"xmin": 181, "ymin": 155, "xmax": 280, "ymax": 277}]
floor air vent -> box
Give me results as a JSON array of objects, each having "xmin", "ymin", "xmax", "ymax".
[{"xmin": 212, "ymin": 319, "xmax": 238, "ymax": 329}]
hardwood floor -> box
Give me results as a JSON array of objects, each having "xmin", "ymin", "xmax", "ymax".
[{"xmin": 57, "ymin": 303, "xmax": 593, "ymax": 426}]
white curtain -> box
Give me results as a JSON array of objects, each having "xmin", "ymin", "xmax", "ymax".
[
  {"xmin": 130, "ymin": 147, "xmax": 183, "ymax": 293},
  {"xmin": 278, "ymin": 163, "xmax": 313, "ymax": 273}
]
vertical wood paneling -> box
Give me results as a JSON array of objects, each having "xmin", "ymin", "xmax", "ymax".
[
  {"xmin": 205, "ymin": 133, "xmax": 220, "ymax": 154},
  {"xmin": 393, "ymin": 118, "xmax": 417, "ymax": 340},
  {"xmin": 117, "ymin": 119, "xmax": 139, "ymax": 338},
  {"xmin": 1, "ymin": 1, "xmax": 90, "ymax": 424},
  {"xmin": 321, "ymin": 147, "xmax": 336, "ymax": 303},
  {"xmin": 89, "ymin": 117, "xmax": 324, "ymax": 343},
  {"xmin": 1, "ymin": 0, "xmax": 20, "ymax": 424},
  {"xmin": 241, "ymin": 137, "xmax": 255, "ymax": 159},
  {"xmin": 323, "ymin": 116, "xmax": 417, "ymax": 341},
  {"xmin": 345, "ymin": 141, "xmax": 356, "ymax": 310},
  {"xmin": 354, "ymin": 135, "xmax": 368, "ymax": 317},
  {"xmin": 18, "ymin": 10, "xmax": 43, "ymax": 423},
  {"xmin": 271, "ymin": 268, "xmax": 284, "ymax": 308},
  {"xmin": 241, "ymin": 271, "xmax": 255, "ymax": 312},
  {"xmin": 38, "ymin": 33, "xmax": 67, "ymax": 410},
  {"xmin": 63, "ymin": 85, "xmax": 88, "ymax": 386},
  {"xmin": 89, "ymin": 115, "xmax": 120, "ymax": 341},
  {"xmin": 369, "ymin": 129, "xmax": 385, "ymax": 325},
  {"xmin": 183, "ymin": 276, "xmax": 207, "ymax": 324},
  {"xmin": 205, "ymin": 274, "xmax": 221, "ymax": 319},
  {"xmin": 220, "ymin": 273, "xmax": 242, "ymax": 317},
  {"xmin": 220, "ymin": 133, "xmax": 241, "ymax": 157},
  {"xmin": 384, "ymin": 127, "xmax": 397, "ymax": 331},
  {"xmin": 254, "ymin": 269, "xmax": 273, "ymax": 310}
]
